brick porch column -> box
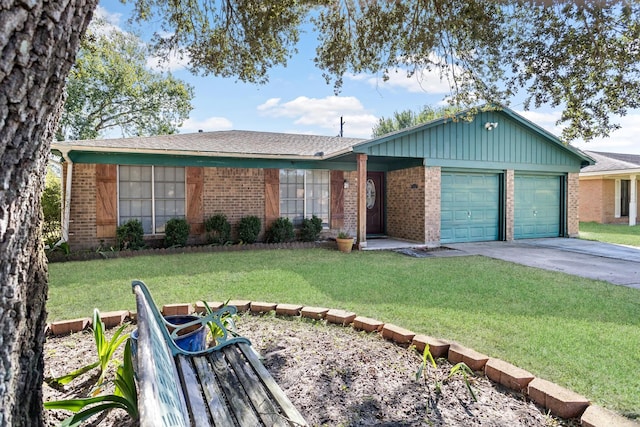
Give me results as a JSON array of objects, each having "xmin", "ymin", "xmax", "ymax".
[
  {"xmin": 356, "ymin": 153, "xmax": 367, "ymax": 249},
  {"xmin": 630, "ymin": 175, "xmax": 637, "ymax": 226}
]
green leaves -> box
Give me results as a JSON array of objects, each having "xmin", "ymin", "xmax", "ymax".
[
  {"xmin": 93, "ymin": 309, "xmax": 130, "ymax": 391},
  {"xmin": 45, "ymin": 309, "xmax": 129, "ymax": 391},
  {"xmin": 448, "ymin": 362, "xmax": 478, "ymax": 402},
  {"xmin": 58, "ymin": 18, "xmax": 194, "ymax": 140},
  {"xmin": 126, "ymin": 0, "xmax": 639, "ymax": 142},
  {"xmin": 372, "ymin": 105, "xmax": 461, "ymax": 137},
  {"xmin": 44, "ymin": 340, "xmax": 139, "ymax": 426},
  {"xmin": 415, "ymin": 345, "xmax": 437, "ymax": 382}
]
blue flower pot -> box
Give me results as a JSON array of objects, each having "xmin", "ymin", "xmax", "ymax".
[{"xmin": 164, "ymin": 315, "xmax": 207, "ymax": 352}]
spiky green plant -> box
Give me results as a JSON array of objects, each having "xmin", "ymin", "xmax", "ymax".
[
  {"xmin": 202, "ymin": 300, "xmax": 237, "ymax": 344},
  {"xmin": 45, "ymin": 339, "xmax": 139, "ymax": 426},
  {"xmin": 447, "ymin": 362, "xmax": 478, "ymax": 402},
  {"xmin": 46, "ymin": 309, "xmax": 129, "ymax": 391}
]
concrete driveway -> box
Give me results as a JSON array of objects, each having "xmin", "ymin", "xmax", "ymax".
[{"xmin": 443, "ymin": 238, "xmax": 640, "ymax": 289}]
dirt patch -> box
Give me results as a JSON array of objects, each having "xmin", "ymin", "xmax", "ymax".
[{"xmin": 43, "ymin": 314, "xmax": 577, "ymax": 426}]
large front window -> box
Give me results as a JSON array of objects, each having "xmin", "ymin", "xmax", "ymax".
[
  {"xmin": 279, "ymin": 169, "xmax": 329, "ymax": 226},
  {"xmin": 118, "ymin": 165, "xmax": 185, "ymax": 234}
]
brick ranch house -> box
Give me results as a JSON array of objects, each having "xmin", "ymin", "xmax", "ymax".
[
  {"xmin": 52, "ymin": 107, "xmax": 594, "ymax": 251},
  {"xmin": 579, "ymin": 151, "xmax": 639, "ymax": 226}
]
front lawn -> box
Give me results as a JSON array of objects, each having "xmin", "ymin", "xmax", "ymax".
[
  {"xmin": 580, "ymin": 221, "xmax": 640, "ymax": 247},
  {"xmin": 48, "ymin": 249, "xmax": 640, "ymax": 417}
]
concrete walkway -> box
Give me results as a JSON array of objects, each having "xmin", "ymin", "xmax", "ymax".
[{"xmin": 443, "ymin": 238, "xmax": 640, "ymax": 289}]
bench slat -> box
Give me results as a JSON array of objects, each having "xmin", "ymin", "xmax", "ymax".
[
  {"xmin": 132, "ymin": 280, "xmax": 308, "ymax": 427},
  {"xmin": 209, "ymin": 351, "xmax": 262, "ymax": 426},
  {"xmin": 238, "ymin": 343, "xmax": 308, "ymax": 426},
  {"xmin": 223, "ymin": 346, "xmax": 289, "ymax": 427},
  {"xmin": 192, "ymin": 356, "xmax": 236, "ymax": 427},
  {"xmin": 176, "ymin": 355, "xmax": 211, "ymax": 427}
]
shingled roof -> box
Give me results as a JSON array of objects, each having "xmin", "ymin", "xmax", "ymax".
[
  {"xmin": 581, "ymin": 151, "xmax": 640, "ymax": 173},
  {"xmin": 54, "ymin": 130, "xmax": 365, "ymax": 159}
]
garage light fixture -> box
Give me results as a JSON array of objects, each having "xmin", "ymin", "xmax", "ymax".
[{"xmin": 484, "ymin": 122, "xmax": 498, "ymax": 131}]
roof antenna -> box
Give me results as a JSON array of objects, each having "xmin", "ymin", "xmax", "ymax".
[{"xmin": 339, "ymin": 116, "xmax": 345, "ymax": 137}]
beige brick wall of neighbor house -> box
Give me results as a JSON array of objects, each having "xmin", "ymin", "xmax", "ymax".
[
  {"xmin": 66, "ymin": 163, "xmax": 102, "ymax": 250},
  {"xmin": 579, "ymin": 179, "xmax": 605, "ymax": 223},
  {"xmin": 567, "ymin": 173, "xmax": 580, "ymax": 236},
  {"xmin": 203, "ymin": 167, "xmax": 265, "ymax": 240}
]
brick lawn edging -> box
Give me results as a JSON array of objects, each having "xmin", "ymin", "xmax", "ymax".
[
  {"xmin": 46, "ymin": 241, "xmax": 327, "ymax": 263},
  {"xmin": 47, "ymin": 305, "xmax": 638, "ymax": 427}
]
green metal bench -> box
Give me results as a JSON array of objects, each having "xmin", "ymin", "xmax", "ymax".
[{"xmin": 132, "ymin": 280, "xmax": 308, "ymax": 427}]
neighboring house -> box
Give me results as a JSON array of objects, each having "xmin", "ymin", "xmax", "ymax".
[
  {"xmin": 579, "ymin": 151, "xmax": 640, "ymax": 226},
  {"xmin": 52, "ymin": 107, "xmax": 593, "ymax": 251}
]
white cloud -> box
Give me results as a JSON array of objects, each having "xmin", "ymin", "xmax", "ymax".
[
  {"xmin": 517, "ymin": 109, "xmax": 640, "ymax": 154},
  {"xmin": 349, "ymin": 55, "xmax": 466, "ymax": 95},
  {"xmin": 147, "ymin": 50, "xmax": 191, "ymax": 72},
  {"xmin": 355, "ymin": 68, "xmax": 452, "ymax": 94},
  {"xmin": 574, "ymin": 114, "xmax": 640, "ymax": 154},
  {"xmin": 516, "ymin": 109, "xmax": 565, "ymax": 136},
  {"xmin": 180, "ymin": 116, "xmax": 233, "ymax": 133},
  {"xmin": 94, "ymin": 5, "xmax": 123, "ymax": 28},
  {"xmin": 257, "ymin": 96, "xmax": 378, "ymax": 138}
]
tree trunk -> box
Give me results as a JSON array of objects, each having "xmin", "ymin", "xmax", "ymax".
[{"xmin": 0, "ymin": 2, "xmax": 97, "ymax": 426}]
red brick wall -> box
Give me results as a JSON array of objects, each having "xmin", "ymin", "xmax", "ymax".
[
  {"xmin": 203, "ymin": 167, "xmax": 265, "ymax": 240},
  {"xmin": 505, "ymin": 170, "xmax": 515, "ymax": 241},
  {"xmin": 342, "ymin": 171, "xmax": 358, "ymax": 237},
  {"xmin": 424, "ymin": 166, "xmax": 441, "ymax": 246},
  {"xmin": 387, "ymin": 166, "xmax": 426, "ymax": 243},
  {"xmin": 67, "ymin": 163, "xmax": 102, "ymax": 250}
]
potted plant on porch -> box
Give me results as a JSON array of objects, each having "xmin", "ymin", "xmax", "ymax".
[{"xmin": 335, "ymin": 231, "xmax": 354, "ymax": 253}]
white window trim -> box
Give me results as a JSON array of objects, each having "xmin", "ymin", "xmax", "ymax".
[
  {"xmin": 117, "ymin": 165, "xmax": 187, "ymax": 235},
  {"xmin": 280, "ymin": 169, "xmax": 331, "ymax": 227},
  {"xmin": 615, "ymin": 178, "xmax": 621, "ymax": 218}
]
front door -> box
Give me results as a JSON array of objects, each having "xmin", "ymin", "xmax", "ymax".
[{"xmin": 366, "ymin": 172, "xmax": 384, "ymax": 235}]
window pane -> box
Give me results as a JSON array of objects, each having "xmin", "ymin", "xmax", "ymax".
[{"xmin": 279, "ymin": 169, "xmax": 330, "ymax": 228}]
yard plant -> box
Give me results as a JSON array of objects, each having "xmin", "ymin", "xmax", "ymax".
[{"xmin": 48, "ymin": 249, "xmax": 640, "ymax": 418}]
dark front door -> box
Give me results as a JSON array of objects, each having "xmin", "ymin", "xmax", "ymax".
[{"xmin": 366, "ymin": 172, "xmax": 384, "ymax": 235}]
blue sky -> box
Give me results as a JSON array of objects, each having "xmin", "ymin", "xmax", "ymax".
[{"xmin": 97, "ymin": 2, "xmax": 640, "ymax": 154}]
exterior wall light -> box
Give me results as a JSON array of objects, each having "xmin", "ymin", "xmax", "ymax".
[
  {"xmin": 484, "ymin": 122, "xmax": 498, "ymax": 131},
  {"xmin": 343, "ymin": 179, "xmax": 349, "ymax": 189}
]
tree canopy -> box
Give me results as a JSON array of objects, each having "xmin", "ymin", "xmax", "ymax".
[
  {"xmin": 126, "ymin": 0, "xmax": 640, "ymax": 142},
  {"xmin": 57, "ymin": 19, "xmax": 194, "ymax": 140},
  {"xmin": 372, "ymin": 105, "xmax": 461, "ymax": 137}
]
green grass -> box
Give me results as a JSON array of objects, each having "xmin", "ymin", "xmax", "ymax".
[
  {"xmin": 48, "ymin": 249, "xmax": 640, "ymax": 417},
  {"xmin": 580, "ymin": 221, "xmax": 640, "ymax": 247}
]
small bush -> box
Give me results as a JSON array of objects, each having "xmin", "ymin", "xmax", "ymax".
[
  {"xmin": 164, "ymin": 218, "xmax": 190, "ymax": 247},
  {"xmin": 237, "ymin": 216, "xmax": 261, "ymax": 244},
  {"xmin": 42, "ymin": 168, "xmax": 62, "ymax": 247},
  {"xmin": 266, "ymin": 217, "xmax": 295, "ymax": 243},
  {"xmin": 300, "ymin": 215, "xmax": 323, "ymax": 242},
  {"xmin": 116, "ymin": 219, "xmax": 145, "ymax": 250},
  {"xmin": 205, "ymin": 214, "xmax": 231, "ymax": 244}
]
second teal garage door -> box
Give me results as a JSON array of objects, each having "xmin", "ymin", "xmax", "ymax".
[
  {"xmin": 441, "ymin": 172, "xmax": 500, "ymax": 243},
  {"xmin": 514, "ymin": 175, "xmax": 561, "ymax": 239}
]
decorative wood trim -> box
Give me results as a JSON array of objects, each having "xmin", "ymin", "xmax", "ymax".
[
  {"xmin": 95, "ymin": 164, "xmax": 117, "ymax": 238},
  {"xmin": 330, "ymin": 170, "xmax": 344, "ymax": 229},
  {"xmin": 264, "ymin": 169, "xmax": 280, "ymax": 228},
  {"xmin": 186, "ymin": 167, "xmax": 204, "ymax": 234}
]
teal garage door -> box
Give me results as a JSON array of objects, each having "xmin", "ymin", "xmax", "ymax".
[
  {"xmin": 514, "ymin": 175, "xmax": 561, "ymax": 239},
  {"xmin": 441, "ymin": 173, "xmax": 500, "ymax": 243}
]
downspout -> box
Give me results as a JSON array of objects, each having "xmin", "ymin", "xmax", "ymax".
[{"xmin": 53, "ymin": 151, "xmax": 72, "ymax": 248}]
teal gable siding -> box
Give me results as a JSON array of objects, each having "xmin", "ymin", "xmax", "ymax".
[{"xmin": 353, "ymin": 110, "xmax": 589, "ymax": 173}]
